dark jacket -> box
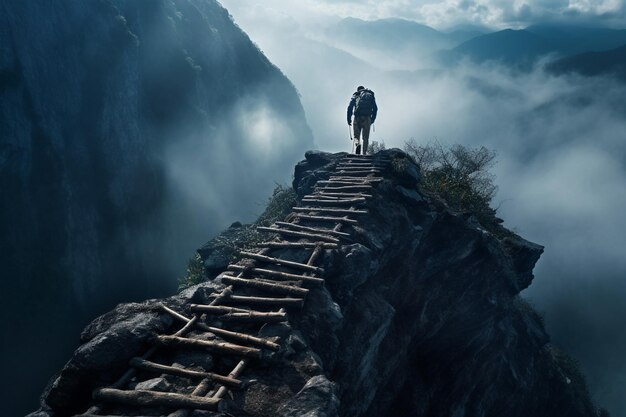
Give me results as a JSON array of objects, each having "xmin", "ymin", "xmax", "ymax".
[{"xmin": 347, "ymin": 89, "xmax": 378, "ymax": 124}]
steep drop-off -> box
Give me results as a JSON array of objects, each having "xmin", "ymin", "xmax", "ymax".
[
  {"xmin": 30, "ymin": 150, "xmax": 603, "ymax": 417},
  {"xmin": 0, "ymin": 1, "xmax": 312, "ymax": 414}
]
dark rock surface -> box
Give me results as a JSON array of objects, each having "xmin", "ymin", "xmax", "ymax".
[
  {"xmin": 1, "ymin": 1, "xmax": 312, "ymax": 414},
  {"xmin": 30, "ymin": 150, "xmax": 602, "ymax": 417}
]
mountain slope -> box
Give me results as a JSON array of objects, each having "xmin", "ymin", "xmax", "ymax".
[
  {"xmin": 549, "ymin": 43, "xmax": 626, "ymax": 80},
  {"xmin": 0, "ymin": 1, "xmax": 312, "ymax": 415}
]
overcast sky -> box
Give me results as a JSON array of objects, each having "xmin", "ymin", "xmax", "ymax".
[{"xmin": 222, "ymin": 0, "xmax": 626, "ymax": 30}]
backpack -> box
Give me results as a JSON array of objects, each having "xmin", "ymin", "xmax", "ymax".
[{"xmin": 355, "ymin": 89, "xmax": 375, "ymax": 116}]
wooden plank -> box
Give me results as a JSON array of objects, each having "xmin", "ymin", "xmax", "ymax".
[
  {"xmin": 315, "ymin": 192, "xmax": 373, "ymax": 198},
  {"xmin": 92, "ymin": 388, "xmax": 222, "ymax": 411},
  {"xmin": 221, "ymin": 275, "xmax": 309, "ymax": 296},
  {"xmin": 293, "ymin": 206, "xmax": 368, "ymax": 215},
  {"xmin": 328, "ymin": 177, "xmax": 382, "ymax": 182},
  {"xmin": 155, "ymin": 335, "xmax": 262, "ymax": 359},
  {"xmin": 274, "ymin": 221, "xmax": 351, "ymax": 237},
  {"xmin": 129, "ymin": 357, "xmax": 242, "ymax": 388},
  {"xmin": 224, "ymin": 294, "xmax": 304, "ymax": 309},
  {"xmin": 189, "ymin": 304, "xmax": 251, "ymax": 314},
  {"xmin": 314, "ymin": 185, "xmax": 373, "ymax": 192},
  {"xmin": 204, "ymin": 325, "xmax": 280, "ymax": 351},
  {"xmin": 227, "ymin": 264, "xmax": 324, "ymax": 286},
  {"xmin": 256, "ymin": 241, "xmax": 340, "ymax": 248},
  {"xmin": 302, "ymin": 197, "xmax": 366, "ymax": 205},
  {"xmin": 293, "ymin": 214, "xmax": 358, "ymax": 225},
  {"xmin": 218, "ymin": 311, "xmax": 288, "ymax": 323},
  {"xmin": 239, "ymin": 250, "xmax": 324, "ymax": 273},
  {"xmin": 256, "ymin": 226, "xmax": 340, "ymax": 243}
]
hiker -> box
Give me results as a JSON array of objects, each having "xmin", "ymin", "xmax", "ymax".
[{"xmin": 347, "ymin": 85, "xmax": 377, "ymax": 155}]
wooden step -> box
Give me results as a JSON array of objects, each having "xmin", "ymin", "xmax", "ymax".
[
  {"xmin": 129, "ymin": 357, "xmax": 242, "ymax": 388},
  {"xmin": 257, "ymin": 226, "xmax": 339, "ymax": 243},
  {"xmin": 302, "ymin": 196, "xmax": 367, "ymax": 205},
  {"xmin": 274, "ymin": 221, "xmax": 351, "ymax": 237},
  {"xmin": 204, "ymin": 325, "xmax": 280, "ymax": 351},
  {"xmin": 314, "ymin": 192, "xmax": 373, "ymax": 198},
  {"xmin": 292, "ymin": 214, "xmax": 358, "ymax": 225},
  {"xmin": 293, "ymin": 206, "xmax": 368, "ymax": 215},
  {"xmin": 223, "ymin": 294, "xmax": 305, "ymax": 309},
  {"xmin": 221, "ymin": 275, "xmax": 309, "ymax": 296},
  {"xmin": 256, "ymin": 241, "xmax": 340, "ymax": 248},
  {"xmin": 239, "ymin": 250, "xmax": 324, "ymax": 273},
  {"xmin": 155, "ymin": 335, "xmax": 262, "ymax": 359},
  {"xmin": 218, "ymin": 311, "xmax": 288, "ymax": 323},
  {"xmin": 92, "ymin": 388, "xmax": 223, "ymax": 411},
  {"xmin": 227, "ymin": 265, "xmax": 324, "ymax": 286},
  {"xmin": 315, "ymin": 185, "xmax": 373, "ymax": 192}
]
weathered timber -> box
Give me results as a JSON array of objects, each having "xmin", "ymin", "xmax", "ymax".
[
  {"xmin": 256, "ymin": 241, "xmax": 340, "ymax": 248},
  {"xmin": 205, "ymin": 325, "xmax": 280, "ymax": 351},
  {"xmin": 273, "ymin": 221, "xmax": 351, "ymax": 238},
  {"xmin": 221, "ymin": 275, "xmax": 309, "ymax": 296},
  {"xmin": 256, "ymin": 226, "xmax": 340, "ymax": 243},
  {"xmin": 314, "ymin": 191, "xmax": 373, "ymax": 198},
  {"xmin": 292, "ymin": 213, "xmax": 358, "ymax": 225},
  {"xmin": 335, "ymin": 171, "xmax": 382, "ymax": 176},
  {"xmin": 314, "ymin": 185, "xmax": 373, "ymax": 192},
  {"xmin": 166, "ymin": 376, "xmax": 215, "ymax": 417},
  {"xmin": 328, "ymin": 176, "xmax": 383, "ymax": 182},
  {"xmin": 92, "ymin": 388, "xmax": 223, "ymax": 411},
  {"xmin": 302, "ymin": 196, "xmax": 367, "ymax": 205},
  {"xmin": 129, "ymin": 358, "xmax": 242, "ymax": 388},
  {"xmin": 155, "ymin": 335, "xmax": 262, "ymax": 359},
  {"xmin": 225, "ymin": 294, "xmax": 305, "ymax": 309},
  {"xmin": 293, "ymin": 206, "xmax": 368, "ymax": 215},
  {"xmin": 189, "ymin": 304, "xmax": 251, "ymax": 314},
  {"xmin": 227, "ymin": 264, "xmax": 324, "ymax": 286},
  {"xmin": 218, "ymin": 311, "xmax": 287, "ymax": 323},
  {"xmin": 212, "ymin": 359, "xmax": 248, "ymax": 400},
  {"xmin": 239, "ymin": 250, "xmax": 324, "ymax": 273}
]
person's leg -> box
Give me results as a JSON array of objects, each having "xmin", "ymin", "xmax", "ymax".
[
  {"xmin": 353, "ymin": 117, "xmax": 363, "ymax": 154},
  {"xmin": 361, "ymin": 117, "xmax": 372, "ymax": 155}
]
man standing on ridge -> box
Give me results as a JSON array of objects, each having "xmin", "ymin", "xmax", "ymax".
[{"xmin": 347, "ymin": 85, "xmax": 377, "ymax": 155}]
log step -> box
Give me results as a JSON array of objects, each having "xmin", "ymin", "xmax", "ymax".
[
  {"xmin": 292, "ymin": 214, "xmax": 358, "ymax": 224},
  {"xmin": 315, "ymin": 185, "xmax": 374, "ymax": 192},
  {"xmin": 155, "ymin": 335, "xmax": 262, "ymax": 359},
  {"xmin": 314, "ymin": 192, "xmax": 373, "ymax": 198},
  {"xmin": 293, "ymin": 206, "xmax": 368, "ymax": 215},
  {"xmin": 190, "ymin": 304, "xmax": 251, "ymax": 314},
  {"xmin": 204, "ymin": 325, "xmax": 280, "ymax": 351},
  {"xmin": 218, "ymin": 311, "xmax": 288, "ymax": 323},
  {"xmin": 256, "ymin": 241, "xmax": 340, "ymax": 248},
  {"xmin": 257, "ymin": 226, "xmax": 339, "ymax": 243},
  {"xmin": 274, "ymin": 221, "xmax": 351, "ymax": 238},
  {"xmin": 302, "ymin": 196, "xmax": 366, "ymax": 205},
  {"xmin": 129, "ymin": 357, "xmax": 242, "ymax": 388},
  {"xmin": 239, "ymin": 250, "xmax": 324, "ymax": 273},
  {"xmin": 92, "ymin": 388, "xmax": 223, "ymax": 411},
  {"xmin": 221, "ymin": 275, "xmax": 309, "ymax": 296},
  {"xmin": 224, "ymin": 294, "xmax": 305, "ymax": 309},
  {"xmin": 227, "ymin": 264, "xmax": 324, "ymax": 286}
]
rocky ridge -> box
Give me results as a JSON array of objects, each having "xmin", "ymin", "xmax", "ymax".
[{"xmin": 30, "ymin": 149, "xmax": 602, "ymax": 417}]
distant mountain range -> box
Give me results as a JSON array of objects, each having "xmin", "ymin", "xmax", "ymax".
[{"xmin": 325, "ymin": 18, "xmax": 626, "ymax": 79}]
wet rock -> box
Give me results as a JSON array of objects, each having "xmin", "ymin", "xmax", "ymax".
[
  {"xmin": 278, "ymin": 375, "xmax": 340, "ymax": 417},
  {"xmin": 135, "ymin": 377, "xmax": 171, "ymax": 391}
]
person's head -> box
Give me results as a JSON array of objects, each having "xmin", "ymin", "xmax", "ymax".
[{"xmin": 357, "ymin": 85, "xmax": 364, "ymax": 92}]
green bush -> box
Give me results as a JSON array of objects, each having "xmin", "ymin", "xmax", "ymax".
[
  {"xmin": 177, "ymin": 253, "xmax": 206, "ymax": 291},
  {"xmin": 404, "ymin": 139, "xmax": 507, "ymax": 236}
]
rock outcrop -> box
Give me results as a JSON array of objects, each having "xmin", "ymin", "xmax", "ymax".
[{"xmin": 29, "ymin": 149, "xmax": 603, "ymax": 417}]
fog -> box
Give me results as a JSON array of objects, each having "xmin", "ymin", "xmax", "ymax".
[{"xmin": 221, "ymin": 2, "xmax": 626, "ymax": 414}]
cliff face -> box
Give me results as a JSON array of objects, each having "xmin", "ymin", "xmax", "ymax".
[
  {"xmin": 29, "ymin": 150, "xmax": 602, "ymax": 417},
  {"xmin": 0, "ymin": 1, "xmax": 312, "ymax": 414}
]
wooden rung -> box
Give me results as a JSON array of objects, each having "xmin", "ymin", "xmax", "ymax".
[
  {"xmin": 257, "ymin": 226, "xmax": 340, "ymax": 243},
  {"xmin": 129, "ymin": 357, "xmax": 242, "ymax": 388},
  {"xmin": 302, "ymin": 197, "xmax": 366, "ymax": 205},
  {"xmin": 256, "ymin": 241, "xmax": 339, "ymax": 248},
  {"xmin": 205, "ymin": 325, "xmax": 280, "ymax": 351},
  {"xmin": 239, "ymin": 250, "xmax": 324, "ymax": 273},
  {"xmin": 316, "ymin": 181, "xmax": 371, "ymax": 186},
  {"xmin": 315, "ymin": 185, "xmax": 373, "ymax": 192},
  {"xmin": 221, "ymin": 275, "xmax": 309, "ymax": 296},
  {"xmin": 329, "ymin": 176, "xmax": 383, "ymax": 182},
  {"xmin": 92, "ymin": 388, "xmax": 223, "ymax": 411},
  {"xmin": 190, "ymin": 304, "xmax": 252, "ymax": 314},
  {"xmin": 315, "ymin": 192, "xmax": 373, "ymax": 198},
  {"xmin": 335, "ymin": 171, "xmax": 382, "ymax": 176},
  {"xmin": 218, "ymin": 311, "xmax": 288, "ymax": 323},
  {"xmin": 293, "ymin": 206, "xmax": 368, "ymax": 215},
  {"xmin": 225, "ymin": 294, "xmax": 304, "ymax": 309},
  {"xmin": 155, "ymin": 335, "xmax": 262, "ymax": 359},
  {"xmin": 336, "ymin": 164, "xmax": 387, "ymax": 168},
  {"xmin": 274, "ymin": 221, "xmax": 351, "ymax": 238},
  {"xmin": 227, "ymin": 265, "xmax": 324, "ymax": 286},
  {"xmin": 292, "ymin": 214, "xmax": 358, "ymax": 225}
]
